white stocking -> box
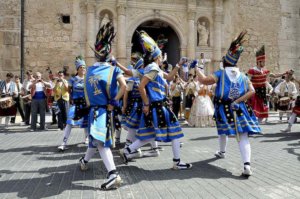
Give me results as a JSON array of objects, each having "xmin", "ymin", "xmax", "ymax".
[
  {"xmin": 62, "ymin": 124, "xmax": 72, "ymax": 145},
  {"xmin": 219, "ymin": 135, "xmax": 228, "ymax": 152},
  {"xmin": 172, "ymin": 139, "xmax": 181, "ymax": 160},
  {"xmin": 126, "ymin": 128, "xmax": 137, "ymax": 143},
  {"xmin": 84, "ymin": 147, "xmax": 96, "ymax": 162},
  {"xmin": 98, "ymin": 144, "xmax": 116, "ymax": 172},
  {"xmin": 238, "ymin": 133, "xmax": 251, "ymax": 163},
  {"xmin": 129, "ymin": 138, "xmax": 154, "ymax": 152}
]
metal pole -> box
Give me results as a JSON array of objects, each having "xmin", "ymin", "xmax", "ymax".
[{"xmin": 20, "ymin": 0, "xmax": 25, "ymax": 82}]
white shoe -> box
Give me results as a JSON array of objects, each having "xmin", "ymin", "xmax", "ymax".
[
  {"xmin": 58, "ymin": 145, "xmax": 67, "ymax": 151},
  {"xmin": 79, "ymin": 157, "xmax": 88, "ymax": 171},
  {"xmin": 126, "ymin": 148, "xmax": 142, "ymax": 159},
  {"xmin": 280, "ymin": 127, "xmax": 291, "ymax": 133},
  {"xmin": 242, "ymin": 165, "xmax": 252, "ymax": 176},
  {"xmin": 214, "ymin": 151, "xmax": 225, "ymax": 158},
  {"xmin": 143, "ymin": 148, "xmax": 160, "ymax": 157},
  {"xmin": 100, "ymin": 172, "xmax": 122, "ymax": 190},
  {"xmin": 172, "ymin": 160, "xmax": 192, "ymax": 170}
]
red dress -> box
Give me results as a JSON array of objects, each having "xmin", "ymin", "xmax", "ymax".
[{"xmin": 248, "ymin": 67, "xmax": 270, "ymax": 119}]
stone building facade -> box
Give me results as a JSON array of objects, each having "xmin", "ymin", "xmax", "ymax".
[{"xmin": 0, "ymin": 0, "xmax": 299, "ymax": 79}]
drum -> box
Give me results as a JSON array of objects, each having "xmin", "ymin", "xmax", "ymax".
[
  {"xmin": 279, "ymin": 97, "xmax": 290, "ymax": 107},
  {"xmin": 21, "ymin": 94, "xmax": 32, "ymax": 104},
  {"xmin": 0, "ymin": 97, "xmax": 15, "ymax": 109},
  {"xmin": 278, "ymin": 97, "xmax": 291, "ymax": 111},
  {"xmin": 0, "ymin": 97, "xmax": 17, "ymax": 116}
]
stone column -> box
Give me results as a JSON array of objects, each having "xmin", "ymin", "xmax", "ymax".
[
  {"xmin": 187, "ymin": 12, "xmax": 196, "ymax": 59},
  {"xmin": 72, "ymin": 0, "xmax": 80, "ymax": 42},
  {"xmin": 117, "ymin": 3, "xmax": 127, "ymax": 65},
  {"xmin": 85, "ymin": 2, "xmax": 95, "ymax": 65},
  {"xmin": 213, "ymin": 0, "xmax": 223, "ymax": 71}
]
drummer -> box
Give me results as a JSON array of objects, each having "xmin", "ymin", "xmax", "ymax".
[
  {"xmin": 0, "ymin": 73, "xmax": 17, "ymax": 127},
  {"xmin": 10, "ymin": 75, "xmax": 25, "ymax": 124},
  {"xmin": 274, "ymin": 71, "xmax": 298, "ymax": 121}
]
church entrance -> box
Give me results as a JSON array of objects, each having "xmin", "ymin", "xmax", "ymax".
[{"xmin": 131, "ymin": 20, "xmax": 180, "ymax": 67}]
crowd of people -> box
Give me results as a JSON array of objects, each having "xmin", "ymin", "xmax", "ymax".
[{"xmin": 1, "ymin": 23, "xmax": 299, "ymax": 190}]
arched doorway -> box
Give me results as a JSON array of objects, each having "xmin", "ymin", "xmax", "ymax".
[{"xmin": 131, "ymin": 20, "xmax": 180, "ymax": 67}]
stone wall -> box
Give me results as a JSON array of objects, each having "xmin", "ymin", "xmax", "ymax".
[
  {"xmin": 223, "ymin": 0, "xmax": 282, "ymax": 73},
  {"xmin": 278, "ymin": 0, "xmax": 300, "ymax": 75},
  {"xmin": 24, "ymin": 0, "xmax": 84, "ymax": 78},
  {"xmin": 0, "ymin": 0, "xmax": 21, "ymax": 79}
]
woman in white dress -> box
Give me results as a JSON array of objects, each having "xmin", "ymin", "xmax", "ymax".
[{"xmin": 188, "ymin": 76, "xmax": 215, "ymax": 127}]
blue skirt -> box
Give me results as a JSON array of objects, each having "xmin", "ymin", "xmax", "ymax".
[
  {"xmin": 137, "ymin": 104, "xmax": 183, "ymax": 142},
  {"xmin": 88, "ymin": 107, "xmax": 113, "ymax": 148},
  {"xmin": 124, "ymin": 102, "xmax": 143, "ymax": 129},
  {"xmin": 214, "ymin": 102, "xmax": 261, "ymax": 135},
  {"xmin": 66, "ymin": 105, "xmax": 88, "ymax": 128}
]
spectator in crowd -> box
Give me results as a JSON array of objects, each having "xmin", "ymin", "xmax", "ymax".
[
  {"xmin": 46, "ymin": 70, "xmax": 57, "ymax": 125},
  {"xmin": 170, "ymin": 75, "xmax": 185, "ymax": 119},
  {"xmin": 10, "ymin": 75, "xmax": 25, "ymax": 123},
  {"xmin": 53, "ymin": 71, "xmax": 69, "ymax": 130},
  {"xmin": 0, "ymin": 73, "xmax": 17, "ymax": 127},
  {"xmin": 29, "ymin": 72, "xmax": 51, "ymax": 131},
  {"xmin": 22, "ymin": 70, "xmax": 34, "ymax": 125},
  {"xmin": 184, "ymin": 74, "xmax": 197, "ymax": 120}
]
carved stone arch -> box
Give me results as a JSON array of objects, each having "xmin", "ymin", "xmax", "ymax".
[
  {"xmin": 126, "ymin": 13, "xmax": 186, "ymax": 49},
  {"xmin": 196, "ymin": 16, "xmax": 211, "ymax": 47}
]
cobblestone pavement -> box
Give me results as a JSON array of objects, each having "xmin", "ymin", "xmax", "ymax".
[{"xmin": 0, "ymin": 112, "xmax": 299, "ymax": 199}]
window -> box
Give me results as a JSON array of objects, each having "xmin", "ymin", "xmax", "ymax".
[{"xmin": 62, "ymin": 15, "xmax": 70, "ymax": 24}]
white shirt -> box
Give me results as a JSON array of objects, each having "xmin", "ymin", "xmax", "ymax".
[{"xmin": 225, "ymin": 67, "xmax": 241, "ymax": 83}]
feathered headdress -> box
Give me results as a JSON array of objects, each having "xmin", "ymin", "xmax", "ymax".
[
  {"xmin": 256, "ymin": 45, "xmax": 265, "ymax": 62},
  {"xmin": 224, "ymin": 30, "xmax": 248, "ymax": 66},
  {"xmin": 92, "ymin": 22, "xmax": 116, "ymax": 61},
  {"xmin": 137, "ymin": 30, "xmax": 161, "ymax": 60},
  {"xmin": 75, "ymin": 55, "xmax": 86, "ymax": 70}
]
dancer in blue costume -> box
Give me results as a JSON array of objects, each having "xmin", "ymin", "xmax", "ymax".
[
  {"xmin": 120, "ymin": 31, "xmax": 192, "ymax": 170},
  {"xmin": 79, "ymin": 22, "xmax": 126, "ymax": 190},
  {"xmin": 196, "ymin": 31, "xmax": 261, "ymax": 176},
  {"xmin": 57, "ymin": 56, "xmax": 89, "ymax": 151}
]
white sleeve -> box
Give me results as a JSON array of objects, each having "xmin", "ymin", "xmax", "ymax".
[{"xmin": 274, "ymin": 83, "xmax": 281, "ymax": 94}]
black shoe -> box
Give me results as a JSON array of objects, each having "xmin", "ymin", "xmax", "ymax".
[{"xmin": 51, "ymin": 122, "xmax": 57, "ymax": 125}]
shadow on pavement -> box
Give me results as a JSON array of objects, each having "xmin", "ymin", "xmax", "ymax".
[
  {"xmin": 258, "ymin": 132, "xmax": 300, "ymax": 143},
  {"xmin": 0, "ymin": 144, "xmax": 87, "ymax": 155},
  {"xmin": 283, "ymin": 141, "xmax": 300, "ymax": 162}
]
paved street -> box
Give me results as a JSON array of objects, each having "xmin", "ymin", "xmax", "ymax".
[{"xmin": 0, "ymin": 112, "xmax": 299, "ymax": 199}]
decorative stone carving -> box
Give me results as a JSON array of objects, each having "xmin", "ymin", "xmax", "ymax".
[
  {"xmin": 197, "ymin": 21, "xmax": 209, "ymax": 46},
  {"xmin": 117, "ymin": 3, "xmax": 126, "ymax": 15}
]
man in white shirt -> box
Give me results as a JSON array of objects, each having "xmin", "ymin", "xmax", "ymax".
[{"xmin": 275, "ymin": 73, "xmax": 298, "ymax": 121}]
